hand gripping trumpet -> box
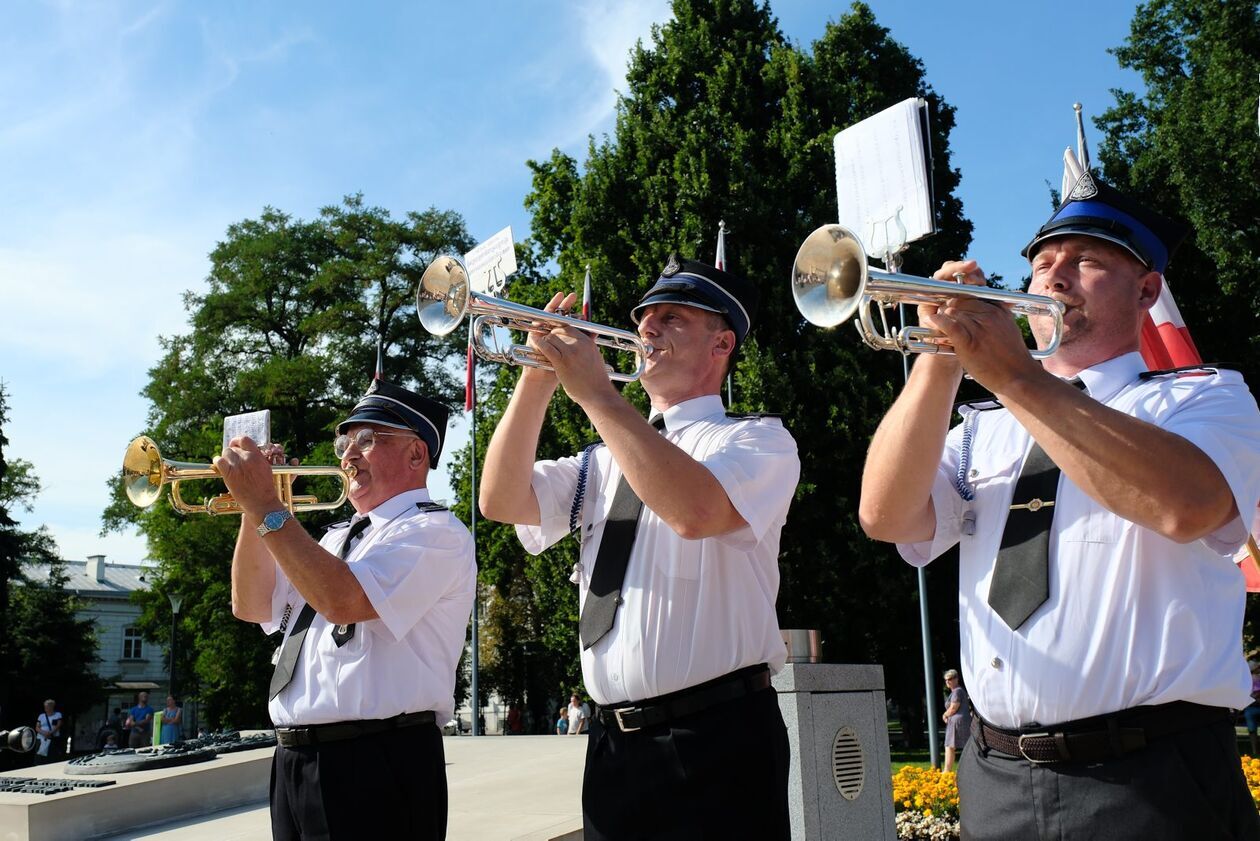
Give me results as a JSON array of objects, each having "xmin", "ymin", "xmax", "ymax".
[
  {"xmin": 417, "ymin": 255, "xmax": 654, "ymax": 382},
  {"xmin": 791, "ymin": 223, "xmax": 1065, "ymax": 358},
  {"xmin": 122, "ymin": 436, "xmax": 351, "ymax": 515}
]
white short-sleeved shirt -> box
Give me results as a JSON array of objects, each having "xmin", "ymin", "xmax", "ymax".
[
  {"xmin": 263, "ymin": 488, "xmax": 476, "ymax": 726},
  {"xmin": 518, "ymin": 394, "xmax": 800, "ymax": 706},
  {"xmin": 900, "ymin": 352, "xmax": 1260, "ymax": 728}
]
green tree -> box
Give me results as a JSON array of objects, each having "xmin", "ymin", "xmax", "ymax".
[
  {"xmin": 456, "ymin": 0, "xmax": 973, "ymax": 740},
  {"xmin": 103, "ymin": 196, "xmax": 473, "ymax": 728},
  {"xmin": 1096, "ymin": 0, "xmax": 1259, "ymax": 385},
  {"xmin": 0, "ymin": 385, "xmax": 103, "ymax": 746}
]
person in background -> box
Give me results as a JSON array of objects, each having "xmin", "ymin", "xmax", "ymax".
[
  {"xmin": 566, "ymin": 694, "xmax": 587, "ymax": 735},
  {"xmin": 125, "ymin": 691, "xmax": 154, "ymax": 749},
  {"xmin": 161, "ymin": 695, "xmax": 183, "ymax": 744},
  {"xmin": 556, "ymin": 706, "xmax": 568, "ymax": 736},
  {"xmin": 35, "ymin": 699, "xmax": 61, "ymax": 763},
  {"xmin": 1244, "ymin": 660, "xmax": 1260, "ymax": 756},
  {"xmin": 941, "ymin": 669, "xmax": 970, "ymax": 773}
]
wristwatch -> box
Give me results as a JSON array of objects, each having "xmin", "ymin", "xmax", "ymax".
[{"xmin": 256, "ymin": 509, "xmax": 294, "ymax": 538}]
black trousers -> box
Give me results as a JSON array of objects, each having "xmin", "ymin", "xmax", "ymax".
[
  {"xmin": 270, "ymin": 721, "xmax": 446, "ymax": 841},
  {"xmin": 582, "ymin": 684, "xmax": 791, "ymax": 841},
  {"xmin": 958, "ymin": 717, "xmax": 1260, "ymax": 840}
]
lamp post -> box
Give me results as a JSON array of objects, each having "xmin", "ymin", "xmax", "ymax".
[{"xmin": 167, "ymin": 592, "xmax": 183, "ymax": 697}]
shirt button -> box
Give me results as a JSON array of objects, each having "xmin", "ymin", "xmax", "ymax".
[
  {"xmin": 610, "ymin": 673, "xmax": 619, "ymax": 682},
  {"xmin": 991, "ymin": 657, "xmax": 1003, "ymax": 670},
  {"xmin": 969, "ymin": 468, "xmax": 979, "ymax": 480}
]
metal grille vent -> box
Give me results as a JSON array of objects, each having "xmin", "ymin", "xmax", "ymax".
[{"xmin": 831, "ymin": 725, "xmax": 865, "ymax": 801}]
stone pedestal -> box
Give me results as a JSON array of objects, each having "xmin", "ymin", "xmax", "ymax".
[{"xmin": 774, "ymin": 663, "xmax": 896, "ymax": 841}]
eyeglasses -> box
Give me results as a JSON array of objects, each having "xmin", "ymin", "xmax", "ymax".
[{"xmin": 333, "ymin": 428, "xmax": 418, "ymax": 459}]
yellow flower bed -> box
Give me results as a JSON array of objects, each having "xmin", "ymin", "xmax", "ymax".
[
  {"xmin": 1241, "ymin": 755, "xmax": 1260, "ymax": 809},
  {"xmin": 892, "ymin": 766, "xmax": 959, "ymax": 819}
]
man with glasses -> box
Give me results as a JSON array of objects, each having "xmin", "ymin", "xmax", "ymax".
[{"xmin": 218, "ymin": 378, "xmax": 475, "ymax": 841}]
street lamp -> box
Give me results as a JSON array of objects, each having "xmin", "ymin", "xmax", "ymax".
[{"xmin": 167, "ymin": 592, "xmax": 183, "ymax": 697}]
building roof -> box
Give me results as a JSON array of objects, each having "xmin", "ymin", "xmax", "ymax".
[{"xmin": 23, "ymin": 559, "xmax": 152, "ymax": 598}]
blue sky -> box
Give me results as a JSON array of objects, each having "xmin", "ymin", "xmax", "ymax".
[{"xmin": 1, "ymin": 1, "xmax": 1146, "ymax": 564}]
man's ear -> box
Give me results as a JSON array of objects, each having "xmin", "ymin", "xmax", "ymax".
[
  {"xmin": 713, "ymin": 328, "xmax": 736, "ymax": 359},
  {"xmin": 410, "ymin": 439, "xmax": 430, "ymax": 470},
  {"xmin": 1137, "ymin": 270, "xmax": 1162, "ymax": 312}
]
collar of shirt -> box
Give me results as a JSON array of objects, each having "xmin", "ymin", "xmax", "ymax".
[
  {"xmin": 657, "ymin": 393, "xmax": 726, "ymax": 433},
  {"xmin": 1071, "ymin": 351, "xmax": 1146, "ymax": 404},
  {"xmin": 364, "ymin": 487, "xmax": 433, "ymax": 530}
]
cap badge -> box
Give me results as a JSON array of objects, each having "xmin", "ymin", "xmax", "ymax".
[
  {"xmin": 1067, "ymin": 170, "xmax": 1099, "ymax": 202},
  {"xmin": 366, "ymin": 380, "xmax": 380, "ymax": 395},
  {"xmin": 662, "ymin": 254, "xmax": 681, "ymax": 277}
]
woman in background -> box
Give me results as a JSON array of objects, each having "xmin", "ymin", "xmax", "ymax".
[{"xmin": 941, "ymin": 669, "xmax": 970, "ymax": 773}]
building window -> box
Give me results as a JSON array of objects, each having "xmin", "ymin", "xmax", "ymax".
[{"xmin": 122, "ymin": 627, "xmax": 143, "ymax": 660}]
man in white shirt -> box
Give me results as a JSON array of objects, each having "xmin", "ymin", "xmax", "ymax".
[
  {"xmin": 34, "ymin": 699, "xmax": 61, "ymax": 762},
  {"xmin": 481, "ymin": 256, "xmax": 800, "ymax": 840},
  {"xmin": 861, "ymin": 175, "xmax": 1260, "ymax": 839},
  {"xmin": 566, "ymin": 694, "xmax": 587, "ymax": 735},
  {"xmin": 219, "ymin": 379, "xmax": 475, "ymax": 841}
]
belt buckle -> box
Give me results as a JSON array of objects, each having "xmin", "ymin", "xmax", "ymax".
[
  {"xmin": 613, "ymin": 707, "xmax": 642, "ymax": 733},
  {"xmin": 1016, "ymin": 732, "xmax": 1054, "ymax": 764}
]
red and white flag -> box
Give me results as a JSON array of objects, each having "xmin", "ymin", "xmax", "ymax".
[{"xmin": 582, "ymin": 264, "xmax": 592, "ymax": 322}]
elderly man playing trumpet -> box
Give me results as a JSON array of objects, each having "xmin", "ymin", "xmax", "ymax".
[
  {"xmin": 218, "ymin": 378, "xmax": 475, "ymax": 841},
  {"xmin": 860, "ymin": 176, "xmax": 1260, "ymax": 839}
]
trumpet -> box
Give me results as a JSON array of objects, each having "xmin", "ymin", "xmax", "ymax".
[
  {"xmin": 417, "ymin": 255, "xmax": 654, "ymax": 382},
  {"xmin": 791, "ymin": 224, "xmax": 1065, "ymax": 358},
  {"xmin": 122, "ymin": 436, "xmax": 352, "ymax": 515}
]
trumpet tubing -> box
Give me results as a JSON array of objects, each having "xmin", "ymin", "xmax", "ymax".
[
  {"xmin": 122, "ymin": 436, "xmax": 351, "ymax": 515},
  {"xmin": 417, "ymin": 255, "xmax": 654, "ymax": 382},
  {"xmin": 791, "ymin": 224, "xmax": 1065, "ymax": 358}
]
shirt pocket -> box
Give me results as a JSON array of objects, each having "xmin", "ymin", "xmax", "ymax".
[{"xmin": 1055, "ymin": 484, "xmax": 1122, "ymax": 545}]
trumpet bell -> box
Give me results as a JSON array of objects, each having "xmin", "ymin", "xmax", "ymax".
[
  {"xmin": 123, "ymin": 435, "xmax": 164, "ymax": 508},
  {"xmin": 791, "ymin": 225, "xmax": 868, "ymax": 328},
  {"xmin": 418, "ymin": 256, "xmax": 470, "ymax": 337}
]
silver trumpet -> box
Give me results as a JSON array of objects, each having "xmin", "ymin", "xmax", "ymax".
[
  {"xmin": 791, "ymin": 224, "xmax": 1065, "ymax": 358},
  {"xmin": 417, "ymin": 255, "xmax": 654, "ymax": 382}
]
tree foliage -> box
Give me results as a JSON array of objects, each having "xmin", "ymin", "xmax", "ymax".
[
  {"xmin": 1096, "ymin": 0, "xmax": 1259, "ymax": 384},
  {"xmin": 455, "ymin": 0, "xmax": 973, "ymax": 737},
  {"xmin": 102, "ymin": 196, "xmax": 473, "ymax": 728},
  {"xmin": 0, "ymin": 385, "xmax": 103, "ymax": 744}
]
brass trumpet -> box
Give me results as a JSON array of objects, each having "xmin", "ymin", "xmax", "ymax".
[
  {"xmin": 791, "ymin": 224, "xmax": 1065, "ymax": 358},
  {"xmin": 122, "ymin": 436, "xmax": 351, "ymax": 515},
  {"xmin": 417, "ymin": 255, "xmax": 654, "ymax": 382}
]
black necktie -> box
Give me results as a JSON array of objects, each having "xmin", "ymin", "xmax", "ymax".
[
  {"xmin": 578, "ymin": 415, "xmax": 666, "ymax": 650},
  {"xmin": 987, "ymin": 441, "xmax": 1060, "ymax": 630},
  {"xmin": 269, "ymin": 516, "xmax": 371, "ymax": 700}
]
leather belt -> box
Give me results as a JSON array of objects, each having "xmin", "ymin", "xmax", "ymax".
[
  {"xmin": 596, "ymin": 664, "xmax": 771, "ymax": 733},
  {"xmin": 974, "ymin": 701, "xmax": 1230, "ymax": 764},
  {"xmin": 275, "ymin": 710, "xmax": 436, "ymax": 748}
]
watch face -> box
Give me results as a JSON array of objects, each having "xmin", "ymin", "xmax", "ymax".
[{"xmin": 265, "ymin": 511, "xmax": 288, "ymax": 530}]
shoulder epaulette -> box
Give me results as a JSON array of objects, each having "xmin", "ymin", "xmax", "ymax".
[
  {"xmin": 415, "ymin": 501, "xmax": 448, "ymax": 513},
  {"xmin": 1138, "ymin": 362, "xmax": 1235, "ymax": 380},
  {"xmin": 954, "ymin": 397, "xmax": 1003, "ymax": 412},
  {"xmin": 725, "ymin": 411, "xmax": 783, "ymax": 420}
]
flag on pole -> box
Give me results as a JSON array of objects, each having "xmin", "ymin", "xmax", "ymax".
[
  {"xmin": 582, "ymin": 264, "xmax": 592, "ymax": 322},
  {"xmin": 464, "ymin": 337, "xmax": 475, "ymax": 412}
]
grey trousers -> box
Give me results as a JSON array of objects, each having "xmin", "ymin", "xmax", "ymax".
[{"xmin": 958, "ymin": 718, "xmax": 1259, "ymax": 840}]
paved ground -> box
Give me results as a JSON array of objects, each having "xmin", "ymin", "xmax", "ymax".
[{"xmin": 97, "ymin": 735, "xmax": 587, "ymax": 841}]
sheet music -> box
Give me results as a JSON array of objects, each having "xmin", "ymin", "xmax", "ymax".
[
  {"xmin": 223, "ymin": 410, "xmax": 270, "ymax": 451},
  {"xmin": 464, "ymin": 226, "xmax": 517, "ymax": 295},
  {"xmin": 833, "ymin": 97, "xmax": 935, "ymax": 259}
]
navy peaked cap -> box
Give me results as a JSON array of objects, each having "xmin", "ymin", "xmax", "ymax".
[
  {"xmin": 1022, "ymin": 172, "xmax": 1188, "ymax": 274},
  {"xmin": 336, "ymin": 379, "xmax": 449, "ymax": 466},
  {"xmin": 631, "ymin": 254, "xmax": 759, "ymax": 343}
]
